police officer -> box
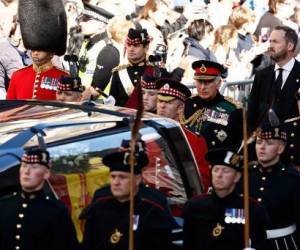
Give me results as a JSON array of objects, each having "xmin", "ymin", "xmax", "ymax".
[
  {"xmin": 82, "ymin": 139, "xmax": 177, "ymax": 250},
  {"xmin": 237, "ymin": 122, "xmax": 300, "ymax": 249},
  {"xmin": 282, "ymin": 90, "xmax": 300, "ymax": 171},
  {"xmin": 0, "ymin": 148, "xmax": 79, "ymax": 250},
  {"xmin": 183, "ymin": 148, "xmax": 269, "ymax": 250},
  {"xmin": 180, "ymin": 60, "xmax": 243, "ymax": 149},
  {"xmin": 109, "ymin": 28, "xmax": 151, "ymax": 107},
  {"xmin": 156, "ymin": 78, "xmax": 191, "ymax": 121},
  {"xmin": 77, "ymin": 2, "xmax": 116, "ymax": 91},
  {"xmin": 56, "ymin": 75, "xmax": 84, "ymax": 102}
]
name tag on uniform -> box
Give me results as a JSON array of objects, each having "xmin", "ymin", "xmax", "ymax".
[
  {"xmin": 204, "ymin": 109, "xmax": 229, "ymax": 126},
  {"xmin": 40, "ymin": 77, "xmax": 58, "ymax": 90}
]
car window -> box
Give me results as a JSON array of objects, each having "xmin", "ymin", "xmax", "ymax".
[{"xmin": 46, "ymin": 126, "xmax": 189, "ymax": 241}]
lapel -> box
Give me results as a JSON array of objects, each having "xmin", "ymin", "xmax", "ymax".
[
  {"xmin": 263, "ymin": 65, "xmax": 275, "ymax": 104},
  {"xmin": 281, "ymin": 60, "xmax": 300, "ymax": 98}
]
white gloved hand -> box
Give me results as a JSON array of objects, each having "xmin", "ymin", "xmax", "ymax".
[
  {"xmin": 103, "ymin": 95, "xmax": 116, "ymax": 106},
  {"xmin": 243, "ymin": 248, "xmax": 256, "ymax": 250}
]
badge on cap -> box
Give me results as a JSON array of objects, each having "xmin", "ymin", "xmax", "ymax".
[{"xmin": 200, "ymin": 64, "xmax": 207, "ymax": 73}]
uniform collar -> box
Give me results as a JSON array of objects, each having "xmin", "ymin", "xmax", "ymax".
[
  {"xmin": 20, "ymin": 189, "xmax": 44, "ymax": 200},
  {"xmin": 195, "ymin": 91, "xmax": 223, "ymax": 106},
  {"xmin": 129, "ymin": 58, "xmax": 147, "ymax": 67},
  {"xmin": 33, "ymin": 61, "xmax": 54, "ymax": 73},
  {"xmin": 212, "ymin": 189, "xmax": 239, "ymax": 204},
  {"xmin": 258, "ymin": 161, "xmax": 283, "ymax": 174}
]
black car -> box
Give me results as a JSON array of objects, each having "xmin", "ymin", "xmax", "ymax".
[{"xmin": 0, "ymin": 100, "xmax": 204, "ymax": 246}]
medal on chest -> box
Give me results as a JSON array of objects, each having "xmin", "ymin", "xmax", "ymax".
[
  {"xmin": 110, "ymin": 229, "xmax": 123, "ymax": 244},
  {"xmin": 212, "ymin": 223, "xmax": 224, "ymax": 237}
]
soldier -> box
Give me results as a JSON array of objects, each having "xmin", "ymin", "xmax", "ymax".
[
  {"xmin": 237, "ymin": 121, "xmax": 300, "ymax": 249},
  {"xmin": 183, "ymin": 148, "xmax": 269, "ymax": 250},
  {"xmin": 6, "ymin": 50, "xmax": 69, "ymax": 100},
  {"xmin": 6, "ymin": 0, "xmax": 69, "ymax": 101},
  {"xmin": 109, "ymin": 28, "xmax": 151, "ymax": 107},
  {"xmin": 180, "ymin": 60, "xmax": 243, "ymax": 150},
  {"xmin": 141, "ymin": 67, "xmax": 160, "ymax": 113},
  {"xmin": 82, "ymin": 139, "xmax": 177, "ymax": 250},
  {"xmin": 282, "ymin": 90, "xmax": 300, "ymax": 170},
  {"xmin": 156, "ymin": 78, "xmax": 191, "ymax": 121},
  {"xmin": 0, "ymin": 148, "xmax": 79, "ymax": 250},
  {"xmin": 56, "ymin": 75, "xmax": 84, "ymax": 102}
]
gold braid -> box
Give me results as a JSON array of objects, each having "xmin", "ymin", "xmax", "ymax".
[{"xmin": 179, "ymin": 109, "xmax": 205, "ymax": 127}]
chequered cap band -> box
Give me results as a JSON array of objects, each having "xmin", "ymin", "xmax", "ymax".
[
  {"xmin": 57, "ymin": 82, "xmax": 83, "ymax": 92},
  {"xmin": 141, "ymin": 79, "xmax": 157, "ymax": 89},
  {"xmin": 257, "ymin": 131, "xmax": 287, "ymax": 141},
  {"xmin": 158, "ymin": 88, "xmax": 186, "ymax": 102},
  {"xmin": 126, "ymin": 37, "xmax": 151, "ymax": 46}
]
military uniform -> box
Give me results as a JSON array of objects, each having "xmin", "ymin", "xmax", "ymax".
[
  {"xmin": 0, "ymin": 190, "xmax": 79, "ymax": 250},
  {"xmin": 183, "ymin": 191, "xmax": 269, "ymax": 250},
  {"xmin": 238, "ymin": 162, "xmax": 300, "ymax": 249},
  {"xmin": 82, "ymin": 194, "xmax": 176, "ymax": 250},
  {"xmin": 6, "ymin": 62, "xmax": 68, "ymax": 100},
  {"xmin": 109, "ymin": 28, "xmax": 152, "ymax": 107},
  {"xmin": 237, "ymin": 123, "xmax": 300, "ymax": 250},
  {"xmin": 181, "ymin": 93, "xmax": 243, "ymax": 149},
  {"xmin": 110, "ymin": 60, "xmax": 148, "ymax": 106},
  {"xmin": 183, "ymin": 148, "xmax": 269, "ymax": 250},
  {"xmin": 282, "ymin": 116, "xmax": 300, "ymax": 170},
  {"xmin": 81, "ymin": 139, "xmax": 177, "ymax": 250},
  {"xmin": 180, "ymin": 60, "xmax": 243, "ymax": 149}
]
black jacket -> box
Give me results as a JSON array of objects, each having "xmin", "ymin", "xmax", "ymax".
[
  {"xmin": 247, "ymin": 60, "xmax": 300, "ymax": 133},
  {"xmin": 183, "ymin": 190, "xmax": 269, "ymax": 250},
  {"xmin": 82, "ymin": 194, "xmax": 177, "ymax": 250},
  {"xmin": 0, "ymin": 190, "xmax": 79, "ymax": 250}
]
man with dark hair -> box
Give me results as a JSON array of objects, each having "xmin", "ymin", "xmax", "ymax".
[
  {"xmin": 0, "ymin": 148, "xmax": 79, "ymax": 250},
  {"xmin": 109, "ymin": 28, "xmax": 151, "ymax": 107},
  {"xmin": 81, "ymin": 139, "xmax": 177, "ymax": 250},
  {"xmin": 248, "ymin": 25, "xmax": 300, "ymax": 133},
  {"xmin": 183, "ymin": 148, "xmax": 269, "ymax": 250},
  {"xmin": 237, "ymin": 121, "xmax": 300, "ymax": 249}
]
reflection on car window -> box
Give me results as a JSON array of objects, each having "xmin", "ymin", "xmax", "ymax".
[{"xmin": 47, "ymin": 126, "xmax": 188, "ymax": 241}]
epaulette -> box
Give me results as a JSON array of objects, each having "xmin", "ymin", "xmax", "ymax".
[
  {"xmin": 53, "ymin": 66, "xmax": 69, "ymax": 74},
  {"xmin": 112, "ymin": 64, "xmax": 130, "ymax": 73},
  {"xmin": 249, "ymin": 161, "xmax": 259, "ymax": 169},
  {"xmin": 142, "ymin": 198, "xmax": 164, "ymax": 211},
  {"xmin": 94, "ymin": 195, "xmax": 114, "ymax": 204},
  {"xmin": 284, "ymin": 116, "xmax": 300, "ymax": 123},
  {"xmin": 15, "ymin": 65, "xmax": 32, "ymax": 72},
  {"xmin": 0, "ymin": 191, "xmax": 18, "ymax": 201},
  {"xmin": 224, "ymin": 96, "xmax": 242, "ymax": 109},
  {"xmin": 189, "ymin": 193, "xmax": 210, "ymax": 202}
]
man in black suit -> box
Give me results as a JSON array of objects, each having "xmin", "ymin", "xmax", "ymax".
[{"xmin": 248, "ymin": 25, "xmax": 300, "ymax": 133}]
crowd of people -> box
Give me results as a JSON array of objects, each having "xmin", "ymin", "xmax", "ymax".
[{"xmin": 0, "ymin": 0, "xmax": 300, "ymax": 249}]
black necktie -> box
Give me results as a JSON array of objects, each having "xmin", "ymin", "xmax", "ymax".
[{"xmin": 274, "ymin": 68, "xmax": 283, "ymax": 98}]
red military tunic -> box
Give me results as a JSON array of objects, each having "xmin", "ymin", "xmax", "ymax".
[{"xmin": 6, "ymin": 62, "xmax": 69, "ymax": 100}]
